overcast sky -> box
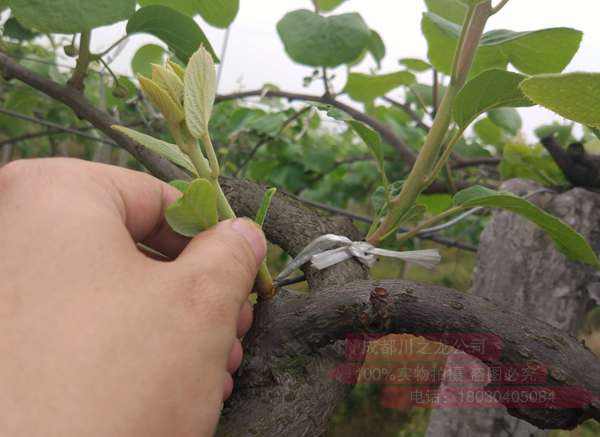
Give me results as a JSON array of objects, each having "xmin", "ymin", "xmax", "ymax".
[{"xmin": 93, "ymin": 0, "xmax": 600, "ymax": 137}]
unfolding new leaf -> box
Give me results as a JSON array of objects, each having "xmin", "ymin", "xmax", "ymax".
[
  {"xmin": 184, "ymin": 46, "xmax": 217, "ymax": 139},
  {"xmin": 520, "ymin": 73, "xmax": 600, "ymax": 128},
  {"xmin": 112, "ymin": 125, "xmax": 197, "ymax": 175},
  {"xmin": 454, "ymin": 186, "xmax": 600, "ymax": 267},
  {"xmin": 255, "ymin": 188, "xmax": 277, "ymax": 227},
  {"xmin": 165, "ymin": 178, "xmax": 218, "ymax": 237}
]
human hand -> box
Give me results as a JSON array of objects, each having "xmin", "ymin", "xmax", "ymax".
[{"xmin": 0, "ymin": 158, "xmax": 266, "ymax": 437}]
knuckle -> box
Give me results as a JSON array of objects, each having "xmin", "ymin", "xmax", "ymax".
[{"xmin": 209, "ymin": 234, "xmax": 257, "ymax": 285}]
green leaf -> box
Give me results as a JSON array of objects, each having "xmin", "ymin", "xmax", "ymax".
[
  {"xmin": 534, "ymin": 123, "xmax": 574, "ymax": 145},
  {"xmin": 520, "ymin": 73, "xmax": 600, "ymax": 128},
  {"xmin": 196, "ymin": 0, "xmax": 239, "ymax": 28},
  {"xmin": 417, "ymin": 194, "xmax": 453, "ymax": 215},
  {"xmin": 346, "ymin": 120, "xmax": 385, "ymax": 177},
  {"xmin": 453, "ymin": 69, "xmax": 533, "ymax": 130},
  {"xmin": 138, "ymin": 0, "xmax": 239, "ymax": 26},
  {"xmin": 127, "ymin": 6, "xmax": 217, "ymax": 63},
  {"xmin": 315, "ymin": 0, "xmax": 348, "ymax": 12},
  {"xmin": 488, "ymin": 107, "xmax": 522, "ymax": 135},
  {"xmin": 184, "ymin": 46, "xmax": 217, "ymax": 139},
  {"xmin": 3, "ymin": 17, "xmax": 39, "ymax": 40},
  {"xmin": 169, "ymin": 180, "xmax": 190, "ymax": 193},
  {"xmin": 255, "ymin": 188, "xmax": 277, "ymax": 227},
  {"xmin": 454, "ymin": 186, "xmax": 600, "ymax": 267},
  {"xmin": 165, "ymin": 178, "xmax": 218, "ymax": 237},
  {"xmin": 399, "ymin": 58, "xmax": 431, "ymax": 72},
  {"xmin": 474, "ymin": 117, "xmax": 503, "ymax": 146},
  {"xmin": 9, "ymin": 0, "xmax": 135, "ymax": 33},
  {"xmin": 277, "ymin": 10, "xmax": 371, "ymax": 67},
  {"xmin": 137, "ymin": 0, "xmax": 197, "ymax": 16},
  {"xmin": 500, "ymin": 143, "xmax": 567, "ymax": 186},
  {"xmin": 454, "ymin": 139, "xmax": 492, "ymax": 158},
  {"xmin": 424, "ymin": 0, "xmax": 466, "ymax": 24},
  {"xmin": 367, "ymin": 30, "xmax": 386, "ymax": 68},
  {"xmin": 112, "ymin": 125, "xmax": 197, "ymax": 175},
  {"xmin": 131, "ymin": 44, "xmax": 166, "ymax": 77},
  {"xmin": 344, "ymin": 71, "xmax": 416, "ymax": 103},
  {"xmin": 422, "ymin": 12, "xmax": 582, "ymax": 77}
]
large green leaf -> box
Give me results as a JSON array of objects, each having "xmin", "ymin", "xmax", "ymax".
[
  {"xmin": 316, "ymin": 0, "xmax": 348, "ymax": 12},
  {"xmin": 165, "ymin": 178, "xmax": 218, "ymax": 237},
  {"xmin": 137, "ymin": 0, "xmax": 239, "ymax": 27},
  {"xmin": 9, "ymin": 0, "xmax": 135, "ymax": 33},
  {"xmin": 424, "ymin": 0, "xmax": 466, "ymax": 24},
  {"xmin": 520, "ymin": 73, "xmax": 600, "ymax": 128},
  {"xmin": 112, "ymin": 125, "xmax": 197, "ymax": 175},
  {"xmin": 422, "ymin": 12, "xmax": 582, "ymax": 77},
  {"xmin": 453, "ymin": 69, "xmax": 533, "ymax": 130},
  {"xmin": 454, "ymin": 186, "xmax": 600, "ymax": 267},
  {"xmin": 137, "ymin": 0, "xmax": 197, "ymax": 16},
  {"xmin": 196, "ymin": 0, "xmax": 239, "ymax": 28},
  {"xmin": 127, "ymin": 6, "xmax": 217, "ymax": 63},
  {"xmin": 277, "ymin": 9, "xmax": 370, "ymax": 67},
  {"xmin": 344, "ymin": 71, "xmax": 416, "ymax": 103},
  {"xmin": 131, "ymin": 44, "xmax": 166, "ymax": 77}
]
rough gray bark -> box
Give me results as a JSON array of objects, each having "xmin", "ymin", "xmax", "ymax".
[{"xmin": 427, "ymin": 179, "xmax": 600, "ymax": 437}]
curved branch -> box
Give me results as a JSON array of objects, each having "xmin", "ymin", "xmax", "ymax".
[
  {"xmin": 4, "ymin": 52, "xmax": 599, "ymax": 434},
  {"xmin": 216, "ymin": 89, "xmax": 417, "ymax": 166},
  {"xmin": 0, "ymin": 52, "xmax": 188, "ymax": 182},
  {"xmin": 224, "ymin": 279, "xmax": 600, "ymax": 433}
]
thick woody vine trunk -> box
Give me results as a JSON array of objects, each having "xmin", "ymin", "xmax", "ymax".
[{"xmin": 427, "ymin": 179, "xmax": 600, "ymax": 437}]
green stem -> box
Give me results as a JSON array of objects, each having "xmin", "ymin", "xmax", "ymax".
[
  {"xmin": 424, "ymin": 128, "xmax": 465, "ymax": 186},
  {"xmin": 69, "ymin": 31, "xmax": 92, "ymax": 90},
  {"xmin": 491, "ymin": 0, "xmax": 510, "ymax": 15},
  {"xmin": 396, "ymin": 206, "xmax": 465, "ymax": 246},
  {"xmin": 201, "ymin": 132, "xmax": 220, "ymax": 178},
  {"xmin": 91, "ymin": 35, "xmax": 129, "ymax": 60},
  {"xmin": 367, "ymin": 1, "xmax": 491, "ymax": 247},
  {"xmin": 189, "ymin": 139, "xmax": 273, "ymax": 297}
]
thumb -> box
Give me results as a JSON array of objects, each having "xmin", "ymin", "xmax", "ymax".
[{"xmin": 174, "ymin": 218, "xmax": 267, "ymax": 307}]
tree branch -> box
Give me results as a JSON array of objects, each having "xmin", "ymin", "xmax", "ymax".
[
  {"xmin": 0, "ymin": 52, "xmax": 187, "ymax": 181},
  {"xmin": 382, "ymin": 95, "xmax": 431, "ymax": 131},
  {"xmin": 3, "ymin": 52, "xmax": 599, "ymax": 434},
  {"xmin": 452, "ymin": 157, "xmax": 501, "ymax": 170},
  {"xmin": 216, "ymin": 89, "xmax": 418, "ymax": 166}
]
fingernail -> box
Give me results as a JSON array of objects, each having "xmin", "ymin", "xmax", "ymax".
[{"xmin": 231, "ymin": 218, "xmax": 267, "ymax": 265}]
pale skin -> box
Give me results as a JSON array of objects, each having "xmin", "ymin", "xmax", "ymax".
[{"xmin": 0, "ymin": 158, "xmax": 267, "ymax": 437}]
